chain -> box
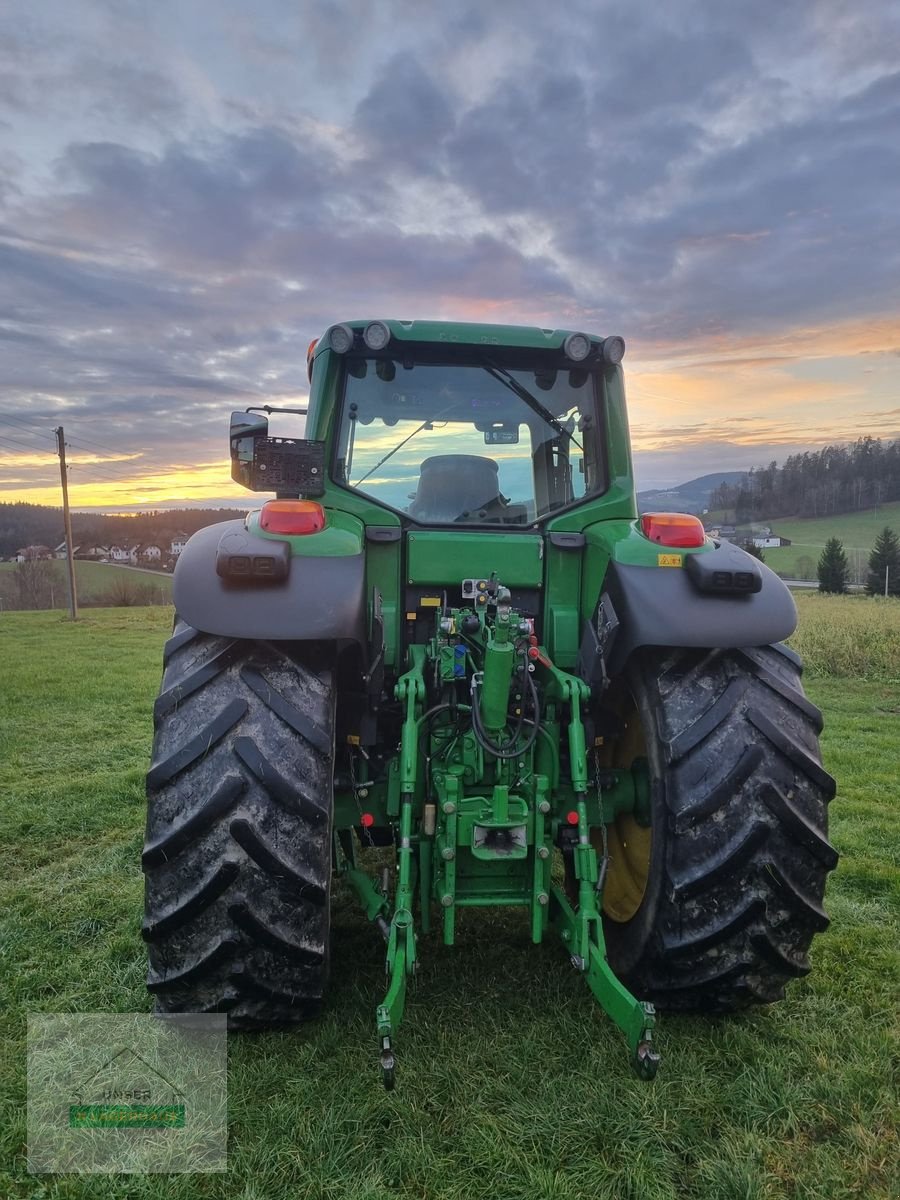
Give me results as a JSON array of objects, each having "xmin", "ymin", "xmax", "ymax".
[{"xmin": 593, "ymin": 746, "xmax": 610, "ymax": 895}]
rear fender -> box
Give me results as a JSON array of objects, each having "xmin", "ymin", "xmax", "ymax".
[
  {"xmin": 579, "ymin": 522, "xmax": 797, "ymax": 680},
  {"xmin": 173, "ymin": 518, "xmax": 366, "ymax": 646}
]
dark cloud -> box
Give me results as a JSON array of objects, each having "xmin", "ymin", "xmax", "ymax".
[{"xmin": 354, "ymin": 54, "xmax": 454, "ymax": 174}]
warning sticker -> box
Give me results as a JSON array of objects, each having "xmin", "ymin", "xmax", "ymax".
[{"xmin": 657, "ymin": 553, "xmax": 683, "ymax": 568}]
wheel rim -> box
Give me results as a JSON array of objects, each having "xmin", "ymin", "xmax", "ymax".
[{"xmin": 597, "ymin": 695, "xmax": 652, "ymax": 924}]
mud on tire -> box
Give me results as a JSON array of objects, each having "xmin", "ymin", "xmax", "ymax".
[
  {"xmin": 604, "ymin": 643, "xmax": 838, "ymax": 1011},
  {"xmin": 143, "ymin": 618, "xmax": 334, "ymax": 1026}
]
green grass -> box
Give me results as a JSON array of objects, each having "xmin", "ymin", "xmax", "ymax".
[
  {"xmin": 752, "ymin": 502, "xmax": 900, "ymax": 581},
  {"xmin": 771, "ymin": 501, "xmax": 900, "ymax": 548},
  {"xmin": 0, "ymin": 560, "xmax": 172, "ymax": 608},
  {"xmin": 791, "ymin": 592, "xmax": 900, "ymax": 679},
  {"xmin": 1, "ymin": 606, "xmax": 898, "ymax": 1199}
]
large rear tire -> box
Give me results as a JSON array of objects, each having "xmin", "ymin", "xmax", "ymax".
[
  {"xmin": 601, "ymin": 643, "xmax": 838, "ymax": 1011},
  {"xmin": 143, "ymin": 618, "xmax": 334, "ymax": 1026}
]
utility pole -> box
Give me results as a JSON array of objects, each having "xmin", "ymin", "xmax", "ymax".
[
  {"xmin": 886, "ymin": 565, "xmax": 890, "ymax": 599},
  {"xmin": 55, "ymin": 426, "xmax": 78, "ymax": 620}
]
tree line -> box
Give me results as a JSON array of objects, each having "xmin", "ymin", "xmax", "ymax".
[
  {"xmin": 710, "ymin": 437, "xmax": 900, "ymax": 521},
  {"xmin": 0, "ymin": 502, "xmax": 243, "ymax": 559}
]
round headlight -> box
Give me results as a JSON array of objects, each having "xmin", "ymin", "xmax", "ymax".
[
  {"xmin": 329, "ymin": 324, "xmax": 355, "ymax": 354},
  {"xmin": 601, "ymin": 335, "xmax": 626, "ymax": 365},
  {"xmin": 563, "ymin": 332, "xmax": 592, "ymax": 362},
  {"xmin": 363, "ymin": 321, "xmax": 391, "ymax": 351}
]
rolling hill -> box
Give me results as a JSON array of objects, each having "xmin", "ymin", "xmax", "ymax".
[
  {"xmin": 760, "ymin": 502, "xmax": 900, "ymax": 581},
  {"xmin": 637, "ymin": 471, "xmax": 748, "ymax": 514}
]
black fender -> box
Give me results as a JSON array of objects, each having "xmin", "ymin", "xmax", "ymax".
[
  {"xmin": 580, "ymin": 545, "xmax": 797, "ymax": 680},
  {"xmin": 173, "ymin": 520, "xmax": 366, "ymax": 645}
]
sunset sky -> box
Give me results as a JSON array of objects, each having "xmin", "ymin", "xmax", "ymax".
[{"xmin": 1, "ymin": 0, "xmax": 898, "ymax": 511}]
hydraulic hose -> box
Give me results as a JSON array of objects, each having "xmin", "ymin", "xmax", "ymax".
[{"xmin": 470, "ymin": 658, "xmax": 541, "ymax": 760}]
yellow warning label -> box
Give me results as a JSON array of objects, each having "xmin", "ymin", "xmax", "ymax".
[
  {"xmin": 346, "ymin": 734, "xmax": 360, "ymax": 745},
  {"xmin": 420, "ymin": 596, "xmax": 442, "ymax": 607},
  {"xmin": 406, "ymin": 612, "xmax": 417, "ymax": 621},
  {"xmin": 658, "ymin": 553, "xmax": 683, "ymax": 568}
]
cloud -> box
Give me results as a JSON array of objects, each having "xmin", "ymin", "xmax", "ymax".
[{"xmin": 0, "ymin": 0, "xmax": 898, "ymax": 507}]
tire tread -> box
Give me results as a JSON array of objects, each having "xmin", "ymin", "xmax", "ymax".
[{"xmin": 143, "ymin": 624, "xmax": 334, "ymax": 1025}]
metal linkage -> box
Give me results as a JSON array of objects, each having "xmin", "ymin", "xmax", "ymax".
[
  {"xmin": 375, "ymin": 656, "xmax": 425, "ymax": 1088},
  {"xmin": 550, "ymin": 686, "xmax": 660, "ymax": 1079},
  {"xmin": 354, "ymin": 587, "xmax": 660, "ymax": 1088}
]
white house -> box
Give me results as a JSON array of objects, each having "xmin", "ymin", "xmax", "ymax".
[
  {"xmin": 139, "ymin": 544, "xmax": 164, "ymax": 562},
  {"xmin": 753, "ymin": 536, "xmax": 792, "ymax": 549},
  {"xmin": 170, "ymin": 532, "xmax": 188, "ymax": 556},
  {"xmin": 108, "ymin": 544, "xmax": 132, "ymax": 562}
]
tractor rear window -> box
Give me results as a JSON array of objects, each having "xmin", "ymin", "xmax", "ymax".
[{"xmin": 334, "ymin": 357, "xmax": 607, "ymax": 524}]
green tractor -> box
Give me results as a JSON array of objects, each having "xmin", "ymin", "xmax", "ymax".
[{"xmin": 143, "ymin": 320, "xmax": 837, "ymax": 1085}]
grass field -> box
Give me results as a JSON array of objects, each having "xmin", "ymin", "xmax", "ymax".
[
  {"xmin": 746, "ymin": 502, "xmax": 900, "ymax": 581},
  {"xmin": 1, "ymin": 600, "xmax": 898, "ymax": 1198},
  {"xmin": 0, "ymin": 560, "xmax": 172, "ymax": 609}
]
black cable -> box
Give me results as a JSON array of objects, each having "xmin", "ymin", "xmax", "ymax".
[
  {"xmin": 0, "ymin": 413, "xmax": 57, "ymax": 437},
  {"xmin": 64, "ymin": 431, "xmax": 130, "ymax": 456},
  {"xmin": 470, "ymin": 661, "xmax": 541, "ymax": 760},
  {"xmin": 0, "ymin": 433, "xmax": 55, "ymax": 454}
]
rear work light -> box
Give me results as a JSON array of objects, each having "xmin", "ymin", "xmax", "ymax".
[
  {"xmin": 640, "ymin": 512, "xmax": 707, "ymax": 548},
  {"xmin": 260, "ymin": 499, "xmax": 326, "ymax": 536}
]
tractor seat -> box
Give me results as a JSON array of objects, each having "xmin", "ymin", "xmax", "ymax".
[{"xmin": 408, "ymin": 454, "xmax": 504, "ymax": 523}]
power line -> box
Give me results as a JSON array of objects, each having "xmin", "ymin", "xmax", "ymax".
[
  {"xmin": 65, "ymin": 436, "xmax": 133, "ymax": 459},
  {"xmin": 0, "ymin": 411, "xmax": 58, "ymax": 437},
  {"xmin": 64, "ymin": 430, "xmax": 131, "ymax": 456},
  {"xmin": 0, "ymin": 432, "xmax": 58, "ymax": 455},
  {"xmin": 67, "ymin": 464, "xmax": 137, "ymax": 485},
  {"xmin": 0, "ymin": 421, "xmax": 54, "ymax": 446},
  {"xmin": 68, "ymin": 448, "xmax": 197, "ymax": 480},
  {"xmin": 65, "ymin": 453, "xmax": 137, "ymax": 477}
]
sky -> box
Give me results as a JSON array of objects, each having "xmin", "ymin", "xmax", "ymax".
[{"xmin": 0, "ymin": 0, "xmax": 898, "ymax": 511}]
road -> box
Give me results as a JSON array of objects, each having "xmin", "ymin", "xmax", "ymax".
[{"xmin": 782, "ymin": 579, "xmax": 864, "ymax": 590}]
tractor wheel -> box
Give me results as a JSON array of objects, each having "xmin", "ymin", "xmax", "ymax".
[
  {"xmin": 599, "ymin": 643, "xmax": 838, "ymax": 1011},
  {"xmin": 142, "ymin": 618, "xmax": 334, "ymax": 1026}
]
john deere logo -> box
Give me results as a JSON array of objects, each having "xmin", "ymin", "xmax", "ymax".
[{"xmin": 68, "ymin": 1047, "xmax": 186, "ymax": 1129}]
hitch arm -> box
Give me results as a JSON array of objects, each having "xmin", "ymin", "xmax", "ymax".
[{"xmin": 374, "ymin": 654, "xmax": 426, "ymax": 1088}]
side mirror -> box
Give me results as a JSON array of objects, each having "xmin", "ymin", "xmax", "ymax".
[
  {"xmin": 230, "ymin": 410, "xmax": 268, "ymax": 443},
  {"xmin": 230, "ymin": 411, "xmax": 268, "ymax": 487}
]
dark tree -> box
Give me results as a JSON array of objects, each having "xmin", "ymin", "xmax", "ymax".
[
  {"xmin": 866, "ymin": 526, "xmax": 900, "ymax": 596},
  {"xmin": 817, "ymin": 538, "xmax": 850, "ymax": 594},
  {"xmin": 743, "ymin": 542, "xmax": 765, "ymax": 562}
]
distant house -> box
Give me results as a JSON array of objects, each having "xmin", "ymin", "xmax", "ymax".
[
  {"xmin": 108, "ymin": 545, "xmax": 131, "ymax": 562},
  {"xmin": 753, "ymin": 536, "xmax": 792, "ymax": 549},
  {"xmin": 76, "ymin": 544, "xmax": 110, "ymax": 560},
  {"xmin": 170, "ymin": 532, "xmax": 188, "ymax": 556},
  {"xmin": 16, "ymin": 545, "xmax": 53, "ymax": 561},
  {"xmin": 139, "ymin": 544, "xmax": 164, "ymax": 562},
  {"xmin": 705, "ymin": 524, "xmax": 737, "ymax": 541},
  {"xmin": 54, "ymin": 541, "xmax": 81, "ymax": 559}
]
